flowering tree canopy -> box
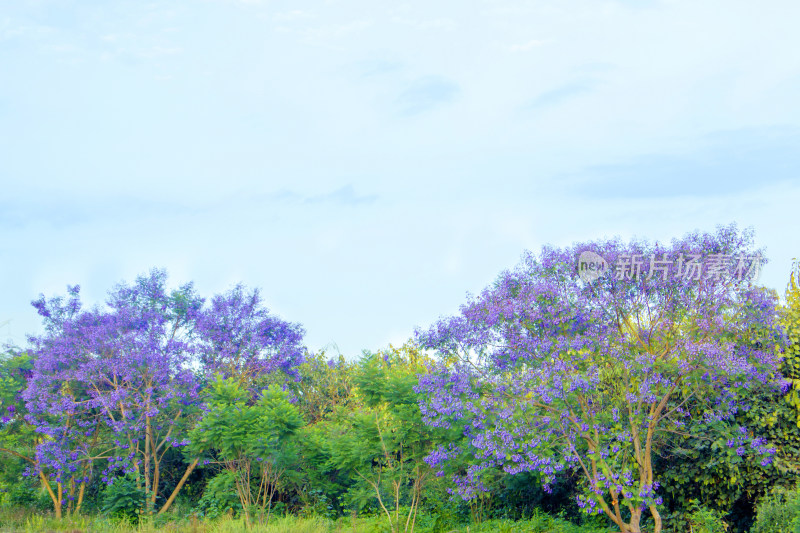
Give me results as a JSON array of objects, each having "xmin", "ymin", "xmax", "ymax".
[
  {"xmin": 196, "ymin": 284, "xmax": 306, "ymax": 383},
  {"xmin": 415, "ymin": 226, "xmax": 782, "ymax": 533},
  {"xmin": 23, "ymin": 270, "xmax": 203, "ymax": 514},
  {"xmin": 21, "ymin": 270, "xmax": 308, "ymax": 516}
]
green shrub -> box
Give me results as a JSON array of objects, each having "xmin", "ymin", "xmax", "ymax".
[
  {"xmin": 1, "ymin": 483, "xmax": 37, "ymax": 508},
  {"xmin": 750, "ymin": 490, "xmax": 800, "ymax": 533},
  {"xmin": 101, "ymin": 476, "xmax": 146, "ymax": 523},
  {"xmin": 686, "ymin": 501, "xmax": 728, "ymax": 533},
  {"xmin": 196, "ymin": 471, "xmax": 242, "ymax": 519}
]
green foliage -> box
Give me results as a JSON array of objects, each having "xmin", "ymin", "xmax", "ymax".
[
  {"xmin": 326, "ymin": 345, "xmax": 441, "ymax": 532},
  {"xmin": 296, "ymin": 422, "xmax": 352, "ymax": 517},
  {"xmin": 783, "ymin": 271, "xmax": 800, "ymax": 425},
  {"xmin": 294, "ymin": 351, "xmax": 356, "ymax": 424},
  {"xmin": 0, "ymin": 478, "xmax": 51, "ymax": 511},
  {"xmin": 0, "ymin": 350, "xmax": 31, "ymax": 407},
  {"xmin": 101, "ymin": 477, "xmax": 146, "ymax": 523},
  {"xmin": 196, "ymin": 471, "xmax": 242, "ymax": 519},
  {"xmin": 750, "ymin": 489, "xmax": 800, "ymax": 533},
  {"xmin": 188, "ymin": 376, "xmax": 305, "ymax": 526},
  {"xmin": 290, "ymin": 352, "xmax": 361, "ymax": 518},
  {"xmin": 0, "ymin": 350, "xmax": 39, "ymax": 511},
  {"xmin": 190, "ymin": 377, "xmax": 304, "ymax": 462},
  {"xmin": 656, "ymin": 279, "xmax": 800, "ymax": 531},
  {"xmin": 490, "ymin": 471, "xmax": 581, "ymax": 521},
  {"xmin": 685, "ymin": 501, "xmax": 729, "ymax": 533},
  {"xmin": 658, "ymin": 415, "xmax": 770, "ymax": 527},
  {"xmin": 0, "ymin": 351, "xmax": 33, "ymax": 448}
]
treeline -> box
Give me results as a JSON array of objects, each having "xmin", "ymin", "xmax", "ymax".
[
  {"xmin": 1, "ymin": 228, "xmax": 800, "ymax": 533},
  {"xmin": 0, "ymin": 271, "xmax": 583, "ymax": 532},
  {"xmin": 6, "ymin": 340, "xmax": 800, "ymax": 532},
  {"xmin": 1, "ymin": 340, "xmax": 592, "ymax": 532}
]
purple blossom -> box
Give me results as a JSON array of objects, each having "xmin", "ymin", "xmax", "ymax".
[
  {"xmin": 23, "ymin": 269, "xmax": 306, "ymax": 497},
  {"xmin": 414, "ymin": 225, "xmax": 781, "ymax": 529},
  {"xmin": 195, "ymin": 284, "xmax": 305, "ymax": 381}
]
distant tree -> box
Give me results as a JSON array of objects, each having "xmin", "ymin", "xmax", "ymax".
[{"xmin": 294, "ymin": 351, "xmax": 356, "ymax": 424}]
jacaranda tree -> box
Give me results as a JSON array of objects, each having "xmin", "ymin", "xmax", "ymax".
[
  {"xmin": 23, "ymin": 270, "xmax": 204, "ymax": 516},
  {"xmin": 195, "ymin": 284, "xmax": 306, "ymax": 385},
  {"xmin": 415, "ymin": 225, "xmax": 782, "ymax": 533},
  {"xmin": 22, "ymin": 270, "xmax": 308, "ymax": 518}
]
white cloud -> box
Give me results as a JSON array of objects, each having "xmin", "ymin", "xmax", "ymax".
[
  {"xmin": 0, "ymin": 21, "xmax": 52, "ymax": 42},
  {"xmin": 273, "ymin": 10, "xmax": 313, "ymax": 22},
  {"xmin": 508, "ymin": 39, "xmax": 546, "ymax": 52},
  {"xmin": 392, "ymin": 17, "xmax": 458, "ymax": 31}
]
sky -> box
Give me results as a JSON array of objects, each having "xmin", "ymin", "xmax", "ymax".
[{"xmin": 1, "ymin": 0, "xmax": 799, "ymax": 357}]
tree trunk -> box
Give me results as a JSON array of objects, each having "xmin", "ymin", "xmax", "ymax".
[
  {"xmin": 57, "ymin": 481, "xmax": 63, "ymax": 519},
  {"xmin": 144, "ymin": 415, "xmax": 151, "ymax": 513},
  {"xmin": 650, "ymin": 504, "xmax": 662, "ymax": 533},
  {"xmin": 39, "ymin": 472, "xmax": 61, "ymax": 519},
  {"xmin": 75, "ymin": 480, "xmax": 86, "ymax": 514},
  {"xmin": 628, "ymin": 506, "xmax": 642, "ymax": 532},
  {"xmin": 158, "ymin": 458, "xmax": 199, "ymax": 514},
  {"xmin": 150, "ymin": 453, "xmax": 160, "ymax": 508}
]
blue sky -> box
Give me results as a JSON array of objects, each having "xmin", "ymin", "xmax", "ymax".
[{"xmin": 1, "ymin": 0, "xmax": 799, "ymax": 356}]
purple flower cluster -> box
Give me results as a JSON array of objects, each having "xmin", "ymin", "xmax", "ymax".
[
  {"xmin": 414, "ymin": 226, "xmax": 782, "ymax": 522},
  {"xmin": 22, "ymin": 269, "xmax": 307, "ymax": 491},
  {"xmin": 195, "ymin": 284, "xmax": 306, "ymax": 381}
]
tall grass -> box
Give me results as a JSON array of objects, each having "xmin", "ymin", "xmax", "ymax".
[
  {"xmin": 0, "ymin": 512, "xmax": 330, "ymax": 533},
  {"xmin": 0, "ymin": 508, "xmax": 613, "ymax": 533}
]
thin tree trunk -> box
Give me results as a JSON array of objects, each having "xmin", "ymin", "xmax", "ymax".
[
  {"xmin": 144, "ymin": 415, "xmax": 151, "ymax": 512},
  {"xmin": 158, "ymin": 458, "xmax": 199, "ymax": 514},
  {"xmin": 150, "ymin": 456, "xmax": 160, "ymax": 507},
  {"xmin": 75, "ymin": 480, "xmax": 86, "ymax": 514},
  {"xmin": 67, "ymin": 478, "xmax": 75, "ymax": 514},
  {"xmin": 39, "ymin": 472, "xmax": 61, "ymax": 519},
  {"xmin": 148, "ymin": 426, "xmax": 160, "ymax": 508},
  {"xmin": 57, "ymin": 481, "xmax": 63, "ymax": 519},
  {"xmin": 236, "ymin": 461, "xmax": 252, "ymax": 529},
  {"xmin": 650, "ymin": 504, "xmax": 663, "ymax": 533}
]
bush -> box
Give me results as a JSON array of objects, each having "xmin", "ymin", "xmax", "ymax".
[
  {"xmin": 101, "ymin": 476, "xmax": 146, "ymax": 523},
  {"xmin": 686, "ymin": 502, "xmax": 729, "ymax": 533},
  {"xmin": 1, "ymin": 483, "xmax": 37, "ymax": 508},
  {"xmin": 195, "ymin": 471, "xmax": 242, "ymax": 519},
  {"xmin": 750, "ymin": 490, "xmax": 800, "ymax": 533}
]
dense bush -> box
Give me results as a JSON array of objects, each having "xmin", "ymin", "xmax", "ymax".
[
  {"xmin": 750, "ymin": 489, "xmax": 800, "ymax": 533},
  {"xmin": 101, "ymin": 477, "xmax": 146, "ymax": 523},
  {"xmin": 195, "ymin": 471, "xmax": 241, "ymax": 519}
]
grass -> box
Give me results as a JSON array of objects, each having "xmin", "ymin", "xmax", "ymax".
[{"xmin": 0, "ymin": 508, "xmax": 614, "ymax": 533}]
